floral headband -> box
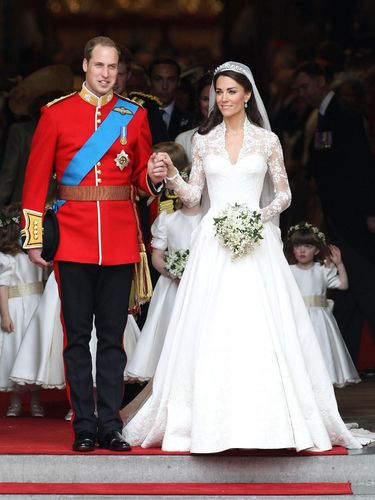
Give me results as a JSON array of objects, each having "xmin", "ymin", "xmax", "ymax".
[
  {"xmin": 0, "ymin": 214, "xmax": 20, "ymax": 228},
  {"xmin": 287, "ymin": 222, "xmax": 326, "ymax": 244}
]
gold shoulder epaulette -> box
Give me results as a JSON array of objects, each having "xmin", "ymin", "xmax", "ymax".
[
  {"xmin": 114, "ymin": 93, "xmax": 144, "ymax": 108},
  {"xmin": 129, "ymin": 95, "xmax": 145, "ymax": 107},
  {"xmin": 129, "ymin": 91, "xmax": 162, "ymax": 107},
  {"xmin": 125, "ymin": 95, "xmax": 144, "ymax": 108},
  {"xmin": 46, "ymin": 92, "xmax": 77, "ymax": 107}
]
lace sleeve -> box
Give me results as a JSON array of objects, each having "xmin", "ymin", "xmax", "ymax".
[
  {"xmin": 260, "ymin": 133, "xmax": 291, "ymax": 223},
  {"xmin": 165, "ymin": 134, "xmax": 205, "ymax": 208}
]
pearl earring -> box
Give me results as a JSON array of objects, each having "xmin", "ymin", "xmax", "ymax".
[{"xmin": 244, "ymin": 101, "xmax": 248, "ymax": 108}]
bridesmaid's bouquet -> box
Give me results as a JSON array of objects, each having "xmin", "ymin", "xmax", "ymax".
[
  {"xmin": 213, "ymin": 203, "xmax": 264, "ymax": 260},
  {"xmin": 165, "ymin": 249, "xmax": 190, "ymax": 279}
]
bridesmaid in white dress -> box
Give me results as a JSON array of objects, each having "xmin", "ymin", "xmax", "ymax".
[
  {"xmin": 285, "ymin": 222, "xmax": 360, "ymax": 388},
  {"xmin": 123, "ymin": 62, "xmax": 371, "ymax": 453},
  {"xmin": 0, "ymin": 205, "xmax": 45, "ymax": 417},
  {"xmin": 125, "ymin": 193, "xmax": 201, "ymax": 382}
]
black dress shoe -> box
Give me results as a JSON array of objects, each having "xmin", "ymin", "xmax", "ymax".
[
  {"xmin": 99, "ymin": 430, "xmax": 131, "ymax": 451},
  {"xmin": 72, "ymin": 431, "xmax": 96, "ymax": 452}
]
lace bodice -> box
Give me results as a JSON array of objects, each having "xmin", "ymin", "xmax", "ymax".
[{"xmin": 167, "ymin": 120, "xmax": 291, "ymax": 222}]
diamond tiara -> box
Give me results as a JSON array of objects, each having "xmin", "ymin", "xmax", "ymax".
[{"xmin": 214, "ymin": 62, "xmax": 248, "ymax": 76}]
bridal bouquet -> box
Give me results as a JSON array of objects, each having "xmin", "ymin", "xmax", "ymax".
[
  {"xmin": 213, "ymin": 203, "xmax": 264, "ymax": 260},
  {"xmin": 165, "ymin": 249, "xmax": 190, "ymax": 279}
]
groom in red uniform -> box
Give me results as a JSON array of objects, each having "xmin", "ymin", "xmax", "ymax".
[{"xmin": 21, "ymin": 36, "xmax": 166, "ymax": 452}]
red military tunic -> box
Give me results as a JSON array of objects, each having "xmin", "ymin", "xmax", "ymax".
[{"xmin": 21, "ymin": 85, "xmax": 155, "ymax": 265}]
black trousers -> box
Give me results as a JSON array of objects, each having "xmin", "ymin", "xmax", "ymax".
[{"xmin": 55, "ymin": 261, "xmax": 132, "ymax": 438}]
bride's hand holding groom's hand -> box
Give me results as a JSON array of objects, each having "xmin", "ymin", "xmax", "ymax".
[
  {"xmin": 153, "ymin": 152, "xmax": 179, "ymax": 180},
  {"xmin": 147, "ymin": 152, "xmax": 168, "ymax": 184}
]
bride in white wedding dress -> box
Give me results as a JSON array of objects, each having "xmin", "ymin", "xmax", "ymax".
[{"xmin": 123, "ymin": 62, "xmax": 368, "ymax": 453}]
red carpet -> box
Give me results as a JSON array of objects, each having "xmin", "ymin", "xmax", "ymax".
[
  {"xmin": 0, "ymin": 417, "xmax": 348, "ymax": 456},
  {"xmin": 0, "ymin": 389, "xmax": 348, "ymax": 456},
  {"xmin": 0, "ymin": 481, "xmax": 353, "ymax": 495},
  {"xmin": 0, "ymin": 393, "xmax": 354, "ymax": 496}
]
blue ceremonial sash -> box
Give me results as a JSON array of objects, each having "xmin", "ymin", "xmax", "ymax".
[{"xmin": 53, "ymin": 97, "xmax": 138, "ymax": 211}]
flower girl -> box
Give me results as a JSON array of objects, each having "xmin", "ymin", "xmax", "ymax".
[
  {"xmin": 125, "ymin": 143, "xmax": 201, "ymax": 382},
  {"xmin": 285, "ymin": 222, "xmax": 360, "ymax": 387},
  {"xmin": 0, "ymin": 205, "xmax": 45, "ymax": 417}
]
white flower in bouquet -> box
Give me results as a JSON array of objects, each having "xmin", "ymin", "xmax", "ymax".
[
  {"xmin": 165, "ymin": 249, "xmax": 190, "ymax": 279},
  {"xmin": 213, "ymin": 203, "xmax": 264, "ymax": 260}
]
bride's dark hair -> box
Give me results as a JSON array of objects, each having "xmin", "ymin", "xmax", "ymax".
[{"xmin": 198, "ymin": 70, "xmax": 264, "ymax": 135}]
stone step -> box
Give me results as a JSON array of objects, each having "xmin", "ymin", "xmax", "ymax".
[{"xmin": 1, "ymin": 449, "xmax": 375, "ymax": 496}]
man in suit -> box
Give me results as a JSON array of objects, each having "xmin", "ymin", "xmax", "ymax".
[
  {"xmin": 149, "ymin": 58, "xmax": 192, "ymax": 140},
  {"xmin": 114, "ymin": 47, "xmax": 169, "ymax": 146},
  {"xmin": 295, "ymin": 61, "xmax": 375, "ymax": 367},
  {"xmin": 21, "ymin": 36, "xmax": 167, "ymax": 452}
]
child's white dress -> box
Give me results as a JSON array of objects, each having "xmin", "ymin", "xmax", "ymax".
[
  {"xmin": 10, "ymin": 271, "xmax": 140, "ymax": 389},
  {"xmin": 290, "ymin": 262, "xmax": 360, "ymax": 387},
  {"xmin": 0, "ymin": 252, "xmax": 44, "ymax": 391},
  {"xmin": 125, "ymin": 209, "xmax": 202, "ymax": 381}
]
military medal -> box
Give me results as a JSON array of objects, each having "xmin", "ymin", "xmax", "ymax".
[
  {"xmin": 314, "ymin": 130, "xmax": 333, "ymax": 150},
  {"xmin": 120, "ymin": 125, "xmax": 127, "ymax": 145},
  {"xmin": 115, "ymin": 150, "xmax": 129, "ymax": 170}
]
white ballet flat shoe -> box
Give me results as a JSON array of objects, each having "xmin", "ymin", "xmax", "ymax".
[
  {"xmin": 30, "ymin": 404, "xmax": 45, "ymax": 417},
  {"xmin": 5, "ymin": 403, "xmax": 22, "ymax": 417}
]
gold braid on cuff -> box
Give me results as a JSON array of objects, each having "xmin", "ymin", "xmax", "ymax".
[{"xmin": 21, "ymin": 209, "xmax": 43, "ymax": 249}]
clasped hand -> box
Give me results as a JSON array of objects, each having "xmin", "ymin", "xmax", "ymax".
[
  {"xmin": 27, "ymin": 248, "xmax": 51, "ymax": 268},
  {"xmin": 147, "ymin": 152, "xmax": 177, "ymax": 183}
]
